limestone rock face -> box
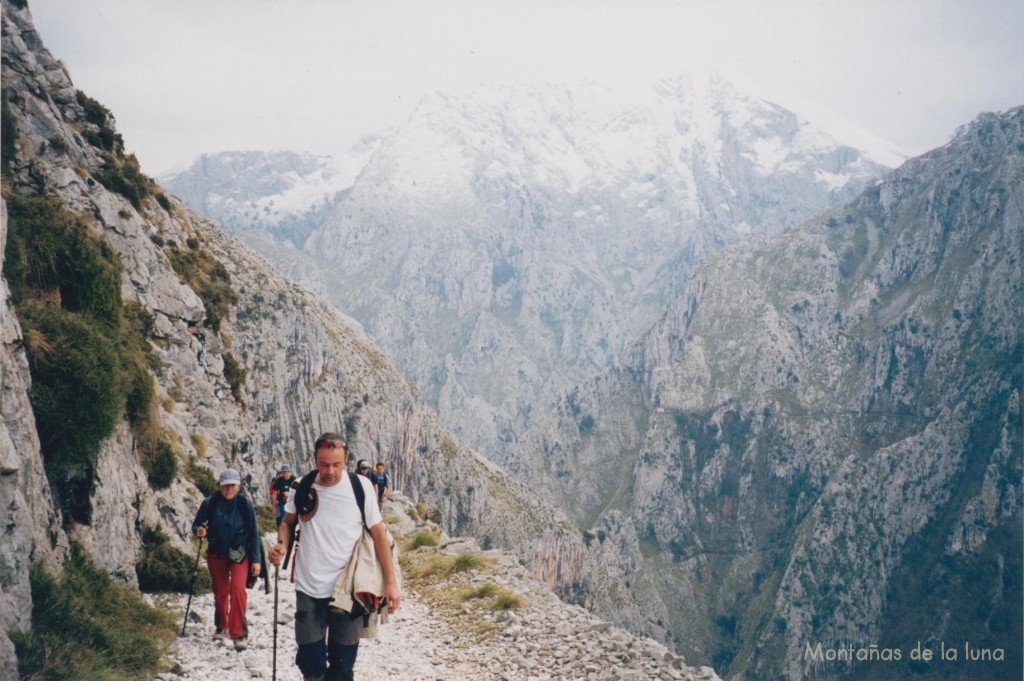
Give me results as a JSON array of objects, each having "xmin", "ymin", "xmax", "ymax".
[
  {"xmin": 0, "ymin": 2, "xmax": 596, "ymax": 674},
  {"xmin": 0, "ymin": 194, "xmax": 67, "ymax": 681},
  {"xmin": 519, "ymin": 107, "xmax": 1023, "ymax": 678}
]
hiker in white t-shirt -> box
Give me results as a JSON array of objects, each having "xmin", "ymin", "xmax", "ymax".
[{"xmin": 268, "ymin": 432, "xmax": 401, "ymax": 681}]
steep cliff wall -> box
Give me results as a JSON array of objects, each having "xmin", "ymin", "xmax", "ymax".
[
  {"xmin": 0, "ymin": 195, "xmax": 66, "ymax": 681},
  {"xmin": 0, "ymin": 2, "xmax": 590, "ymax": 672},
  {"xmin": 520, "ymin": 108, "xmax": 1023, "ymax": 679}
]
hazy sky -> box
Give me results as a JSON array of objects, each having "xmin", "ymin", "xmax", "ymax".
[{"xmin": 28, "ymin": 0, "xmax": 1024, "ymax": 176}]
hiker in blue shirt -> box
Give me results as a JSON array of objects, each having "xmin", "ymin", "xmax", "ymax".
[
  {"xmin": 191, "ymin": 468, "xmax": 261, "ymax": 650},
  {"xmin": 369, "ymin": 462, "xmax": 391, "ymax": 506},
  {"xmin": 270, "ymin": 464, "xmax": 297, "ymax": 526}
]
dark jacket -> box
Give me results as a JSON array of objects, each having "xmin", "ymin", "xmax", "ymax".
[{"xmin": 191, "ymin": 492, "xmax": 261, "ymax": 564}]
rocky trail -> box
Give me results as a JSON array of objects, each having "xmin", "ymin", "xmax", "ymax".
[{"xmin": 158, "ymin": 494, "xmax": 720, "ymax": 681}]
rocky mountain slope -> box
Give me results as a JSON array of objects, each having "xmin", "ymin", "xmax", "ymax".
[
  {"xmin": 516, "ymin": 107, "xmax": 1023, "ymax": 679},
  {"xmin": 162, "ymin": 77, "xmax": 898, "ymax": 466},
  {"xmin": 0, "ymin": 3, "xmax": 604, "ymax": 676}
]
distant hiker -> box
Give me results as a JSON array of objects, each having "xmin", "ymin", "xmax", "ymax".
[
  {"xmin": 370, "ymin": 462, "xmax": 391, "ymax": 506},
  {"xmin": 356, "ymin": 458, "xmax": 375, "ymax": 500},
  {"xmin": 270, "ymin": 464, "xmax": 297, "ymax": 526},
  {"xmin": 269, "ymin": 433, "xmax": 401, "ymax": 681},
  {"xmin": 191, "ymin": 468, "xmax": 261, "ymax": 651}
]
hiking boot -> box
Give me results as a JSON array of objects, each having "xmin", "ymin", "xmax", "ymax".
[
  {"xmin": 212, "ymin": 628, "xmax": 229, "ymax": 640},
  {"xmin": 233, "ymin": 637, "xmax": 248, "ymax": 651}
]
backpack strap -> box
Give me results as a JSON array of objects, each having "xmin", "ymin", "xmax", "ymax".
[
  {"xmin": 284, "ymin": 469, "xmax": 318, "ymax": 570},
  {"xmin": 349, "ymin": 471, "xmax": 368, "ymax": 529}
]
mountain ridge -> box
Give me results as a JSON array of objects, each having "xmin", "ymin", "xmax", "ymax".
[
  {"xmin": 164, "ymin": 74, "xmax": 896, "ymax": 473},
  {"xmin": 515, "ymin": 105, "xmax": 1023, "ymax": 678}
]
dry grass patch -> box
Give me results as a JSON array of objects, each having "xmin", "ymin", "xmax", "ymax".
[
  {"xmin": 399, "ymin": 547, "xmax": 517, "ymax": 645},
  {"xmin": 407, "ymin": 554, "xmax": 454, "ymax": 580},
  {"xmin": 460, "ymin": 582, "xmax": 500, "ymax": 600},
  {"xmin": 451, "ymin": 552, "xmax": 492, "ymax": 574},
  {"xmin": 492, "ymin": 591, "xmax": 523, "ymax": 610},
  {"xmin": 406, "ymin": 530, "xmax": 440, "ymax": 550}
]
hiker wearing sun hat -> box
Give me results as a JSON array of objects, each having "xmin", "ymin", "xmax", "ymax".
[{"xmin": 192, "ymin": 467, "xmax": 261, "ymax": 651}]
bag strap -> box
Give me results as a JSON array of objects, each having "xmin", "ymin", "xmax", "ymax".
[
  {"xmin": 284, "ymin": 469, "xmax": 318, "ymax": 570},
  {"xmin": 293, "ymin": 469, "xmax": 319, "ymax": 515},
  {"xmin": 349, "ymin": 471, "xmax": 368, "ymax": 529}
]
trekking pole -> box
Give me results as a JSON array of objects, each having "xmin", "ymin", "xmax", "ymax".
[
  {"xmin": 272, "ymin": 565, "xmax": 280, "ymax": 681},
  {"xmin": 180, "ymin": 529, "xmax": 205, "ymax": 637}
]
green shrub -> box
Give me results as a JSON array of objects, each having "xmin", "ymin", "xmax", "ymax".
[
  {"xmin": 4, "ymin": 193, "xmax": 163, "ymax": 515},
  {"xmin": 4, "ymin": 193, "xmax": 123, "ymax": 325},
  {"xmin": 165, "ymin": 243, "xmax": 237, "ymax": 331},
  {"xmin": 93, "ymin": 153, "xmax": 152, "ymax": 210},
  {"xmin": 47, "ymin": 135, "xmax": 69, "ymax": 155},
  {"xmin": 75, "ymin": 90, "xmax": 123, "ymax": 154},
  {"xmin": 2, "ymin": 89, "xmax": 17, "ymax": 175},
  {"xmin": 142, "ymin": 439, "xmax": 178, "ymax": 490},
  {"xmin": 124, "ymin": 355, "xmax": 155, "ymax": 427},
  {"xmin": 136, "ymin": 525, "xmax": 211, "ymax": 595},
  {"xmin": 155, "ymin": 192, "xmax": 172, "ymax": 212},
  {"xmin": 186, "ymin": 458, "xmax": 219, "ymax": 496},
  {"xmin": 223, "ymin": 351, "xmax": 246, "ymax": 403},
  {"xmin": 12, "ymin": 544, "xmax": 175, "ymax": 679},
  {"xmin": 19, "ymin": 303, "xmax": 125, "ymax": 475},
  {"xmin": 409, "ymin": 530, "xmax": 440, "ymax": 550}
]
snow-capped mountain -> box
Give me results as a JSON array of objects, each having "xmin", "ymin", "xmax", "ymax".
[
  {"xmin": 165, "ymin": 73, "xmax": 898, "ymax": 463},
  {"xmin": 162, "ymin": 139, "xmax": 382, "ymax": 247}
]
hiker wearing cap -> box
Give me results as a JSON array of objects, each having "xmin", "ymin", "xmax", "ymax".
[
  {"xmin": 191, "ymin": 468, "xmax": 261, "ymax": 651},
  {"xmin": 270, "ymin": 464, "xmax": 297, "ymax": 526},
  {"xmin": 269, "ymin": 433, "xmax": 401, "ymax": 681},
  {"xmin": 355, "ymin": 459, "xmax": 376, "ymax": 504}
]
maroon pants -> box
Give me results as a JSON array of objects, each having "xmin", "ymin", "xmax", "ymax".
[{"xmin": 207, "ymin": 555, "xmax": 249, "ymax": 639}]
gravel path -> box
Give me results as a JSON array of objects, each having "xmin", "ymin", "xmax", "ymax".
[
  {"xmin": 161, "ymin": 558, "xmax": 471, "ymax": 680},
  {"xmin": 158, "ymin": 497, "xmax": 720, "ymax": 681}
]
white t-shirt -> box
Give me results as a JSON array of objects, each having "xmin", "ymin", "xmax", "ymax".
[{"xmin": 284, "ymin": 473, "xmax": 382, "ymax": 598}]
